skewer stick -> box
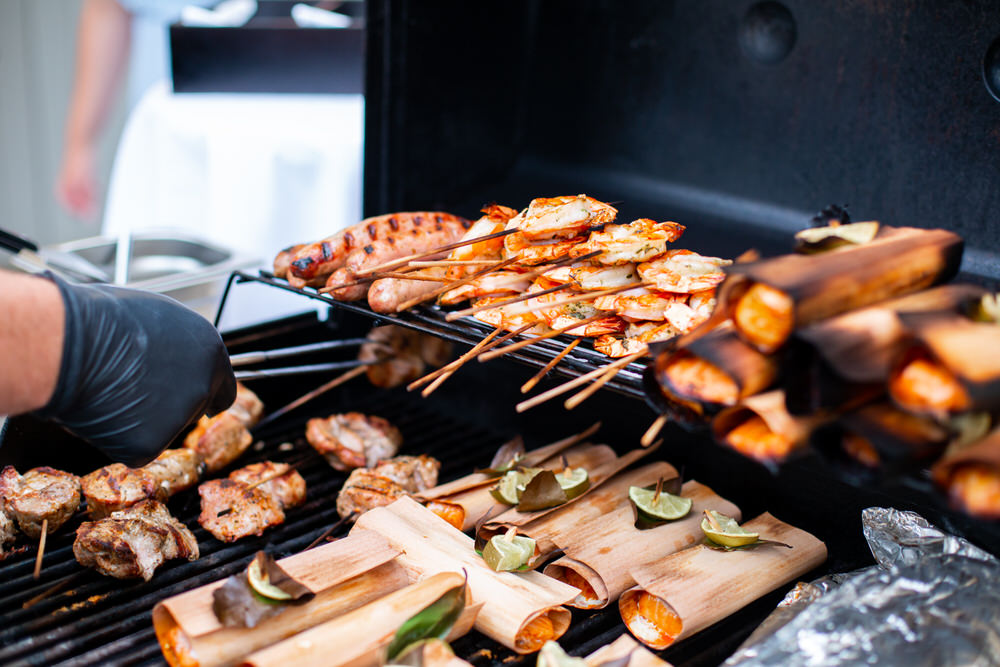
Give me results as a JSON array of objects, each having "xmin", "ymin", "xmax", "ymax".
[
  {"xmin": 395, "ymin": 257, "xmax": 519, "ymax": 312},
  {"xmin": 421, "ymin": 322, "xmax": 535, "ymax": 397},
  {"xmin": 216, "ymin": 466, "xmax": 301, "ymax": 517},
  {"xmin": 408, "ymin": 328, "xmax": 503, "ymax": 392},
  {"xmin": 477, "ymin": 314, "xmax": 607, "ymax": 362},
  {"xmin": 304, "ymin": 512, "xmax": 358, "ymax": 551},
  {"xmin": 641, "ymin": 414, "xmax": 669, "ymax": 447},
  {"xmin": 564, "ymin": 349, "xmax": 648, "ymax": 410},
  {"xmin": 516, "ymin": 354, "xmax": 640, "ymax": 413},
  {"xmin": 318, "ymin": 276, "xmax": 375, "ymax": 294},
  {"xmin": 417, "ymin": 323, "xmax": 531, "ymax": 398},
  {"xmin": 520, "ymin": 339, "xmax": 581, "ymax": 392},
  {"xmin": 355, "ymin": 228, "xmax": 519, "ymax": 276},
  {"xmin": 518, "ymin": 282, "xmax": 654, "ymax": 315},
  {"xmin": 33, "ymin": 519, "xmax": 47, "ymax": 580},
  {"xmin": 252, "ymin": 365, "xmax": 369, "ymax": 432},
  {"xmin": 373, "ymin": 272, "xmax": 452, "ymax": 282},
  {"xmin": 445, "ymin": 282, "xmax": 574, "ymax": 321},
  {"xmin": 22, "ymin": 570, "xmax": 90, "ymax": 609},
  {"xmin": 408, "ymin": 259, "xmax": 499, "ymax": 267}
]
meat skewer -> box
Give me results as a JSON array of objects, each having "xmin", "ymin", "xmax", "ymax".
[
  {"xmin": 477, "ymin": 314, "xmax": 608, "ymax": 362},
  {"xmin": 354, "ymin": 227, "xmax": 518, "ymax": 276},
  {"xmin": 198, "ymin": 462, "xmax": 307, "ymax": 542},
  {"xmin": 0, "ymin": 466, "xmax": 82, "ymax": 538},
  {"xmin": 336, "ymin": 455, "xmax": 441, "ymax": 520},
  {"xmin": 306, "ymin": 413, "xmax": 403, "ymax": 471}
]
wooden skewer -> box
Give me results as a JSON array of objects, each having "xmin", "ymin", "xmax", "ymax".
[
  {"xmin": 520, "ymin": 339, "xmax": 581, "ymax": 393},
  {"xmin": 22, "ymin": 570, "xmax": 90, "ymax": 609},
  {"xmin": 641, "ymin": 414, "xmax": 668, "ymax": 447},
  {"xmin": 216, "ymin": 466, "xmax": 300, "ymax": 517},
  {"xmin": 408, "ymin": 328, "xmax": 503, "ymax": 391},
  {"xmin": 408, "ymin": 259, "xmax": 499, "ymax": 267},
  {"xmin": 33, "ymin": 519, "xmax": 47, "ymax": 580},
  {"xmin": 518, "ymin": 282, "xmax": 653, "ymax": 315},
  {"xmin": 516, "ymin": 353, "xmax": 640, "ymax": 413},
  {"xmin": 252, "ymin": 365, "xmax": 369, "ymax": 432},
  {"xmin": 419, "ymin": 322, "xmax": 534, "ymax": 398},
  {"xmin": 395, "ymin": 257, "xmax": 519, "ymax": 312},
  {"xmin": 355, "ymin": 228, "xmax": 519, "ymax": 276},
  {"xmin": 564, "ymin": 349, "xmax": 648, "ymax": 410},
  {"xmin": 445, "ymin": 282, "xmax": 574, "ymax": 321},
  {"xmin": 477, "ymin": 314, "xmax": 607, "ymax": 362},
  {"xmin": 304, "ymin": 512, "xmax": 358, "ymax": 551},
  {"xmin": 372, "ymin": 272, "xmax": 453, "ymax": 282}
]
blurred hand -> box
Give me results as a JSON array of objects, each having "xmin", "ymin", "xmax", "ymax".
[{"xmin": 55, "ymin": 142, "xmax": 99, "ymax": 222}]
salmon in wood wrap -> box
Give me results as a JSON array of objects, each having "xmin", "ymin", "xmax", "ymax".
[
  {"xmin": 717, "ymin": 226, "xmax": 963, "ymax": 353},
  {"xmin": 350, "ymin": 497, "xmax": 578, "ymax": 654},
  {"xmin": 785, "ymin": 284, "xmax": 986, "ymax": 415},
  {"xmin": 711, "ymin": 390, "xmax": 830, "ymax": 466},
  {"xmin": 889, "ymin": 307, "xmax": 1000, "ymax": 419},
  {"xmin": 542, "ymin": 470, "xmax": 741, "ymax": 609},
  {"xmin": 932, "ymin": 426, "xmax": 1000, "ymax": 520},
  {"xmin": 153, "ymin": 531, "xmax": 408, "ymax": 667},
  {"xmin": 620, "ymin": 513, "xmax": 826, "ymax": 650},
  {"xmin": 809, "ymin": 402, "xmax": 956, "ymax": 483}
]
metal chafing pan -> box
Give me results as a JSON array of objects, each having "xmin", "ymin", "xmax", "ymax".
[{"xmin": 8, "ymin": 230, "xmax": 259, "ymax": 318}]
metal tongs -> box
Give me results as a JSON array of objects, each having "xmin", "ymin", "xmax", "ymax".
[
  {"xmin": 0, "ymin": 227, "xmax": 111, "ymax": 283},
  {"xmin": 230, "ymin": 338, "xmax": 377, "ymax": 381}
]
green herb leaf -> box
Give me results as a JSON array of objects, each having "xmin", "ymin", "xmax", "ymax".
[
  {"xmin": 517, "ymin": 470, "xmax": 568, "ymax": 511},
  {"xmin": 703, "ymin": 538, "xmax": 794, "ymax": 552},
  {"xmin": 476, "ymin": 436, "xmax": 527, "ymax": 476},
  {"xmin": 384, "ymin": 576, "xmax": 467, "ymax": 663}
]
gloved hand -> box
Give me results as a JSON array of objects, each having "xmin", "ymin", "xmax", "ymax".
[{"xmin": 35, "ymin": 274, "xmax": 237, "ymax": 466}]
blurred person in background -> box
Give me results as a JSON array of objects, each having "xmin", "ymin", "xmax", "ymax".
[{"xmin": 55, "ymin": 0, "xmax": 215, "ymax": 221}]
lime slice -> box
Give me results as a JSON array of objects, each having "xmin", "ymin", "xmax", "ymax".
[
  {"xmin": 490, "ymin": 468, "xmax": 543, "ymax": 505},
  {"xmin": 794, "ymin": 221, "xmax": 879, "ymax": 253},
  {"xmin": 247, "ymin": 557, "xmax": 292, "ymax": 601},
  {"xmin": 482, "ymin": 530, "xmax": 536, "ymax": 572},
  {"xmin": 628, "ymin": 485, "xmax": 693, "ymax": 521},
  {"xmin": 554, "ymin": 468, "xmax": 590, "ymax": 500},
  {"xmin": 700, "ymin": 510, "xmax": 758, "ymax": 547},
  {"xmin": 537, "ymin": 640, "xmax": 588, "ymax": 667}
]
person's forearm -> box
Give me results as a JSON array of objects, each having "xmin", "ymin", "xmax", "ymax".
[
  {"xmin": 64, "ymin": 0, "xmax": 131, "ymax": 150},
  {"xmin": 0, "ymin": 272, "xmax": 65, "ymax": 415}
]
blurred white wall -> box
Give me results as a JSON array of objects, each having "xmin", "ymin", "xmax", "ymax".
[{"xmin": 0, "ymin": 0, "xmax": 126, "ymax": 246}]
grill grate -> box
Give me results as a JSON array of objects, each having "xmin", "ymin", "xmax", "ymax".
[{"xmin": 216, "ymin": 271, "xmax": 648, "ymax": 402}]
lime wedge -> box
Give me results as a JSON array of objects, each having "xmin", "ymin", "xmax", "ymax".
[
  {"xmin": 700, "ymin": 510, "xmax": 758, "ymax": 547},
  {"xmin": 490, "ymin": 468, "xmax": 543, "ymax": 505},
  {"xmin": 482, "ymin": 530, "xmax": 536, "ymax": 572},
  {"xmin": 537, "ymin": 640, "xmax": 588, "ymax": 667},
  {"xmin": 247, "ymin": 557, "xmax": 292, "ymax": 601},
  {"xmin": 555, "ymin": 468, "xmax": 590, "ymax": 500},
  {"xmin": 629, "ymin": 485, "xmax": 693, "ymax": 521}
]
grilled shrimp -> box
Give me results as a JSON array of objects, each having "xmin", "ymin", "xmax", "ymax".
[
  {"xmin": 593, "ymin": 287, "xmax": 685, "ymax": 321},
  {"xmin": 438, "ymin": 271, "xmax": 532, "ymax": 305},
  {"xmin": 516, "ymin": 195, "xmax": 618, "ymax": 241},
  {"xmin": 527, "ymin": 279, "xmax": 625, "ymax": 336},
  {"xmin": 471, "ymin": 296, "xmax": 549, "ymax": 334},
  {"xmin": 504, "ymin": 230, "xmax": 587, "ymax": 266},
  {"xmin": 445, "ymin": 204, "xmax": 517, "ymax": 278},
  {"xmin": 543, "ymin": 263, "xmax": 640, "ymax": 290},
  {"xmin": 637, "ymin": 250, "xmax": 732, "ymax": 293},
  {"xmin": 593, "ymin": 334, "xmax": 649, "ymax": 358},
  {"xmin": 572, "ymin": 218, "xmax": 685, "ymax": 265}
]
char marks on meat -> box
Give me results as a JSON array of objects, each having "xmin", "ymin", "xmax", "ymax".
[
  {"xmin": 335, "ymin": 454, "xmax": 441, "ymax": 520},
  {"xmin": 142, "ymin": 449, "xmax": 204, "ymax": 498},
  {"xmin": 305, "ymin": 413, "xmax": 403, "ymax": 470},
  {"xmin": 0, "ymin": 506, "xmax": 16, "ymax": 556},
  {"xmin": 0, "ymin": 466, "xmax": 81, "ymax": 538},
  {"xmin": 184, "ymin": 412, "xmax": 253, "ymax": 473},
  {"xmin": 198, "ymin": 462, "xmax": 306, "ymax": 542},
  {"xmin": 74, "ymin": 500, "xmax": 198, "ymax": 580},
  {"xmin": 81, "ymin": 464, "xmax": 165, "ymax": 519}
]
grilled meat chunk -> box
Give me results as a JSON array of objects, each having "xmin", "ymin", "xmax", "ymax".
[
  {"xmin": 228, "ymin": 462, "xmax": 306, "ymax": 509},
  {"xmin": 230, "ymin": 383, "xmax": 264, "ymax": 428},
  {"xmin": 371, "ymin": 455, "xmax": 440, "ymax": 493},
  {"xmin": 336, "ymin": 455, "xmax": 441, "ymax": 519},
  {"xmin": 306, "ymin": 413, "xmax": 403, "ymax": 470},
  {"xmin": 81, "ymin": 464, "xmax": 166, "ymax": 519},
  {"xmin": 0, "ymin": 466, "xmax": 81, "ymax": 538},
  {"xmin": 142, "ymin": 449, "xmax": 204, "ymax": 498},
  {"xmin": 74, "ymin": 500, "xmax": 198, "ymax": 580},
  {"xmin": 184, "ymin": 412, "xmax": 253, "ymax": 473},
  {"xmin": 336, "ymin": 469, "xmax": 408, "ymax": 519},
  {"xmin": 0, "ymin": 506, "xmax": 16, "ymax": 556},
  {"xmin": 198, "ymin": 462, "xmax": 306, "ymax": 542}
]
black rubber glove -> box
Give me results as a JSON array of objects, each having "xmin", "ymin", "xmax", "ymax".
[{"xmin": 35, "ymin": 274, "xmax": 237, "ymax": 467}]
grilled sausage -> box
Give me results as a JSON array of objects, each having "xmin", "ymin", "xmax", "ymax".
[
  {"xmin": 286, "ymin": 212, "xmax": 470, "ymax": 287},
  {"xmin": 367, "ymin": 268, "xmax": 448, "ymax": 313},
  {"xmin": 343, "ymin": 212, "xmax": 471, "ymax": 277},
  {"xmin": 272, "ymin": 244, "xmax": 305, "ymax": 279},
  {"xmin": 325, "ymin": 267, "xmax": 370, "ymax": 302}
]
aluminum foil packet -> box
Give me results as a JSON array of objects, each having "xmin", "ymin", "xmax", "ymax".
[{"xmin": 724, "ymin": 507, "xmax": 1000, "ymax": 666}]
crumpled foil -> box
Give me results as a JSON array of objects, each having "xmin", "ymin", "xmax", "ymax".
[{"xmin": 724, "ymin": 507, "xmax": 1000, "ymax": 666}]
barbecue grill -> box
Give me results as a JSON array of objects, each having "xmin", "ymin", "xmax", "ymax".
[{"xmin": 3, "ymin": 1, "xmax": 1000, "ymax": 665}]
